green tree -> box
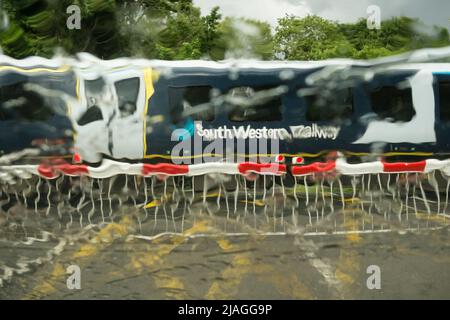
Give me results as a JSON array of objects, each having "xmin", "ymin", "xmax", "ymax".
[
  {"xmin": 274, "ymin": 15, "xmax": 450, "ymax": 60},
  {"xmin": 0, "ymin": 0, "xmax": 123, "ymax": 58},
  {"xmin": 1, "ymin": 2, "xmax": 450, "ymax": 61},
  {"xmin": 211, "ymin": 17, "xmax": 273, "ymax": 60},
  {"xmin": 0, "ymin": 0, "xmax": 221, "ymax": 60},
  {"xmin": 357, "ymin": 17, "xmax": 449, "ymax": 58},
  {"xmin": 154, "ymin": 4, "xmax": 221, "ymax": 59},
  {"xmin": 274, "ymin": 15, "xmax": 355, "ymax": 60}
]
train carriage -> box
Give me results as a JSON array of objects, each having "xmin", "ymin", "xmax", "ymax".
[{"xmin": 1, "ymin": 54, "xmax": 450, "ymax": 167}]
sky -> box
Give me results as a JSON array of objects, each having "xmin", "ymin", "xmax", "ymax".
[{"xmin": 193, "ymin": 0, "xmax": 450, "ymax": 30}]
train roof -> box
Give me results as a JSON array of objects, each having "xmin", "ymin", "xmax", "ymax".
[{"xmin": 1, "ymin": 46, "xmax": 450, "ymax": 75}]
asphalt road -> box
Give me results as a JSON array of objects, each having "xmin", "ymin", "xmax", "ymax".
[{"xmin": 0, "ymin": 178, "xmax": 449, "ymax": 299}]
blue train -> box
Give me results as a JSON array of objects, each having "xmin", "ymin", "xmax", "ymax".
[{"xmin": 0, "ymin": 54, "xmax": 449, "ymax": 165}]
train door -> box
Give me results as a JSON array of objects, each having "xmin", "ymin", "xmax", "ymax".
[
  {"xmin": 434, "ymin": 73, "xmax": 450, "ymax": 154},
  {"xmin": 106, "ymin": 68, "xmax": 146, "ymax": 160},
  {"xmin": 74, "ymin": 76, "xmax": 112, "ymax": 162},
  {"xmin": 74, "ymin": 68, "xmax": 146, "ymax": 162}
]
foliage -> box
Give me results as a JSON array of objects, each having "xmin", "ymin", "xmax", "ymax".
[
  {"xmin": 0, "ymin": 1, "xmax": 449, "ymax": 60},
  {"xmin": 211, "ymin": 17, "xmax": 273, "ymax": 60},
  {"xmin": 274, "ymin": 15, "xmax": 450, "ymax": 60},
  {"xmin": 153, "ymin": 4, "xmax": 221, "ymax": 59},
  {"xmin": 274, "ymin": 15, "xmax": 355, "ymax": 60}
]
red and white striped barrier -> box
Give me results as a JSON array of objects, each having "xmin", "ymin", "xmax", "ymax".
[
  {"xmin": 238, "ymin": 162, "xmax": 286, "ymax": 176},
  {"xmin": 186, "ymin": 162, "xmax": 238, "ymax": 176},
  {"xmin": 291, "ymin": 158, "xmax": 450, "ymax": 176},
  {"xmin": 291, "ymin": 161, "xmax": 336, "ymax": 176},
  {"xmin": 2, "ymin": 157, "xmax": 450, "ymax": 184}
]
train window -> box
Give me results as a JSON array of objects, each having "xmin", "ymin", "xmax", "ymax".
[
  {"xmin": 0, "ymin": 81, "xmax": 54, "ymax": 121},
  {"xmin": 77, "ymin": 105, "xmax": 103, "ymax": 125},
  {"xmin": 85, "ymin": 78, "xmax": 106, "ymax": 94},
  {"xmin": 114, "ymin": 77, "xmax": 139, "ymax": 117},
  {"xmin": 84, "ymin": 78, "xmax": 106, "ymax": 110},
  {"xmin": 169, "ymin": 86, "xmax": 214, "ymax": 124},
  {"xmin": 370, "ymin": 86, "xmax": 415, "ymax": 122},
  {"xmin": 304, "ymin": 88, "xmax": 353, "ymax": 122},
  {"xmin": 228, "ymin": 86, "xmax": 283, "ymax": 122},
  {"xmin": 439, "ymin": 81, "xmax": 450, "ymax": 121}
]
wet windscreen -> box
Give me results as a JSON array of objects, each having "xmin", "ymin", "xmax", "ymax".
[{"xmin": 0, "ymin": 0, "xmax": 450, "ymax": 301}]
